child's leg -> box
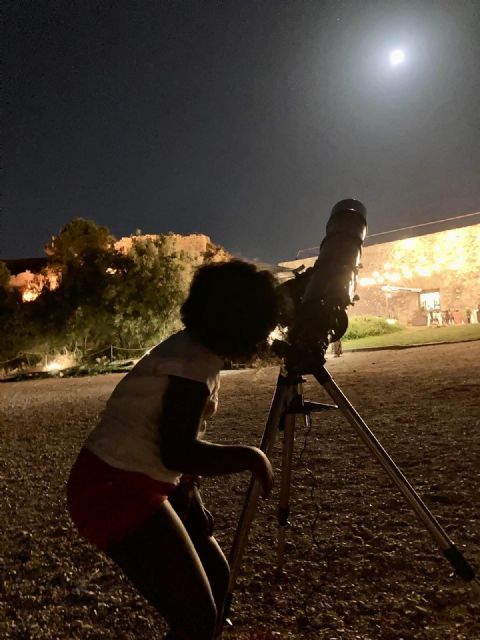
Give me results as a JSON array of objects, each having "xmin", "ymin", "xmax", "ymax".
[
  {"xmin": 168, "ymin": 485, "xmax": 230, "ymax": 633},
  {"xmin": 106, "ymin": 501, "xmax": 217, "ymax": 640},
  {"xmin": 185, "ymin": 528, "xmax": 230, "ymax": 626}
]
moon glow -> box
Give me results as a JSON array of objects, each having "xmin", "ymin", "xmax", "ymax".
[{"xmin": 389, "ymin": 49, "xmax": 406, "ymax": 66}]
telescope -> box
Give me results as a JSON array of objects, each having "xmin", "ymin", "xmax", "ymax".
[
  {"xmin": 224, "ymin": 198, "xmax": 478, "ymax": 627},
  {"xmin": 274, "ymin": 198, "xmax": 367, "ymax": 371}
]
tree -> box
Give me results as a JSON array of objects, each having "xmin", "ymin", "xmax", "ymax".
[
  {"xmin": 45, "ymin": 218, "xmax": 115, "ymax": 274},
  {"xmin": 0, "ymin": 261, "xmax": 24, "ymax": 361},
  {"xmin": 36, "ymin": 230, "xmax": 191, "ymax": 353},
  {"xmin": 3, "ymin": 220, "xmax": 223, "ymax": 362},
  {"xmin": 107, "ymin": 236, "xmax": 191, "ymax": 348},
  {"xmin": 42, "ymin": 247, "xmax": 131, "ymax": 352},
  {"xmin": 31, "ymin": 219, "xmax": 121, "ymax": 352},
  {"xmin": 0, "ymin": 260, "xmax": 11, "ymax": 291}
]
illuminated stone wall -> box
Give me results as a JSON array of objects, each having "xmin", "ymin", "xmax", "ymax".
[
  {"xmin": 279, "ymin": 223, "xmax": 480, "ymax": 325},
  {"xmin": 115, "ymin": 233, "xmax": 230, "ymax": 263},
  {"xmin": 10, "ymin": 270, "xmax": 59, "ymax": 302}
]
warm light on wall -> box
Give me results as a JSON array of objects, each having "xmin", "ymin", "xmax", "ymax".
[
  {"xmin": 359, "ymin": 277, "xmax": 376, "ymax": 286},
  {"xmin": 446, "ymin": 230, "xmax": 460, "ymax": 242},
  {"xmin": 44, "ymin": 360, "xmax": 61, "ymax": 372},
  {"xmin": 14, "ymin": 270, "xmax": 59, "ymax": 303},
  {"xmin": 386, "ymin": 272, "xmax": 401, "ymax": 282},
  {"xmin": 416, "ymin": 267, "xmax": 432, "ymax": 277},
  {"xmin": 22, "ymin": 290, "xmax": 40, "ymax": 302},
  {"xmin": 357, "ymin": 225, "xmax": 478, "ymax": 289}
]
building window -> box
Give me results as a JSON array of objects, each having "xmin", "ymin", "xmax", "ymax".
[{"xmin": 419, "ymin": 290, "xmax": 440, "ymax": 310}]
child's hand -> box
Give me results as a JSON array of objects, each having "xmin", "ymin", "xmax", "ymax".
[
  {"xmin": 190, "ymin": 487, "xmax": 215, "ymax": 537},
  {"xmin": 250, "ymin": 448, "xmax": 274, "ymax": 498}
]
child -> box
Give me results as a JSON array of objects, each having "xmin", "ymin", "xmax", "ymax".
[{"xmin": 67, "ymin": 260, "xmax": 279, "ymax": 640}]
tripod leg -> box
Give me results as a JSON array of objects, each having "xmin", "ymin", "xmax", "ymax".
[
  {"xmin": 276, "ymin": 411, "xmax": 296, "ymax": 574},
  {"xmin": 314, "ymin": 365, "xmax": 480, "ymax": 593},
  {"xmin": 224, "ymin": 375, "xmax": 295, "ymax": 621}
]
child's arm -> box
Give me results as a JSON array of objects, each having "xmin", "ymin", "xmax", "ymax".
[{"xmin": 158, "ymin": 375, "xmax": 273, "ymax": 497}]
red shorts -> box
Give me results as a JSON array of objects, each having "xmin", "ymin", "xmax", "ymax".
[{"xmin": 67, "ymin": 447, "xmax": 175, "ymax": 551}]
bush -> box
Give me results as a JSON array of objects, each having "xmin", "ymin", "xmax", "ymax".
[{"xmin": 344, "ymin": 315, "xmax": 402, "ymax": 340}]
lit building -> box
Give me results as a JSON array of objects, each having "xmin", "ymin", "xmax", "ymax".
[{"xmin": 279, "ymin": 212, "xmax": 480, "ymax": 326}]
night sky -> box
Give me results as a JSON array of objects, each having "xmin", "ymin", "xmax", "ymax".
[{"xmin": 2, "ymin": 1, "xmax": 479, "ymax": 263}]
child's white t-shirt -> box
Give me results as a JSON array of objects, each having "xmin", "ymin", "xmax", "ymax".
[{"xmin": 85, "ymin": 329, "xmax": 223, "ymax": 485}]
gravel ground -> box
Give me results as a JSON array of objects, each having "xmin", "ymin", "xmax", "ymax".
[{"xmin": 1, "ymin": 342, "xmax": 479, "ymax": 640}]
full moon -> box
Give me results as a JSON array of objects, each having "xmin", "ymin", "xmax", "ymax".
[{"xmin": 389, "ymin": 49, "xmax": 406, "ymax": 66}]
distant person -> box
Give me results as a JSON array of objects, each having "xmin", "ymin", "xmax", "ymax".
[
  {"xmin": 466, "ymin": 308, "xmax": 472, "ymax": 324},
  {"xmin": 67, "ymin": 260, "xmax": 279, "ymax": 640},
  {"xmin": 453, "ymin": 309, "xmax": 463, "ymax": 325},
  {"xmin": 332, "ymin": 339, "xmax": 343, "ymax": 357},
  {"xmin": 428, "ymin": 309, "xmax": 439, "ymax": 326}
]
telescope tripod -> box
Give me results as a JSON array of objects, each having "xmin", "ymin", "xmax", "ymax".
[
  {"xmin": 273, "ymin": 376, "xmax": 337, "ymax": 574},
  {"xmin": 224, "ymin": 362, "xmax": 479, "ymax": 622}
]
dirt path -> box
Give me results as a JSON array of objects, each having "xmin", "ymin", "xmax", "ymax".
[{"xmin": 1, "ymin": 342, "xmax": 479, "ymax": 639}]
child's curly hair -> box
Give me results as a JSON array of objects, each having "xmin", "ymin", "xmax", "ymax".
[{"xmin": 181, "ymin": 260, "xmax": 279, "ymax": 359}]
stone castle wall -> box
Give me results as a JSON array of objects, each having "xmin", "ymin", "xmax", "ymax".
[
  {"xmin": 279, "ymin": 223, "xmax": 480, "ymax": 325},
  {"xmin": 115, "ymin": 233, "xmax": 230, "ymax": 263}
]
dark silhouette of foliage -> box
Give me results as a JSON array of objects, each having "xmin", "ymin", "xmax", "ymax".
[
  {"xmin": 3, "ymin": 221, "xmax": 218, "ymax": 364},
  {"xmin": 0, "ymin": 261, "xmax": 11, "ymax": 291},
  {"xmin": 0, "ymin": 262, "xmax": 24, "ymax": 361},
  {"xmin": 45, "ymin": 218, "xmax": 115, "ymax": 274}
]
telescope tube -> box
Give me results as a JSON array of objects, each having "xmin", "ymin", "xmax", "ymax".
[{"xmin": 289, "ymin": 199, "xmax": 367, "ymax": 353}]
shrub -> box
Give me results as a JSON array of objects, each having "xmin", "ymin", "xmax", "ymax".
[{"xmin": 343, "ymin": 315, "xmax": 402, "ymax": 340}]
